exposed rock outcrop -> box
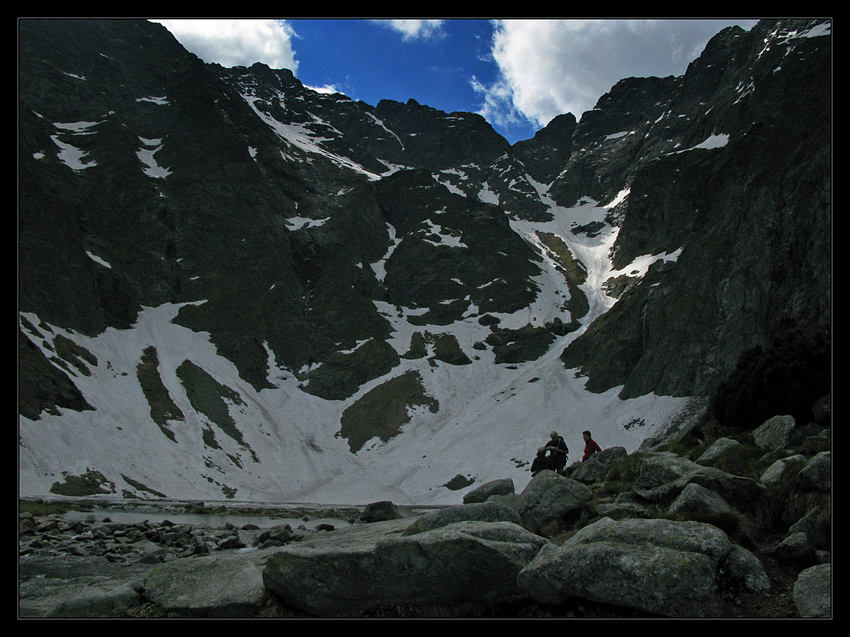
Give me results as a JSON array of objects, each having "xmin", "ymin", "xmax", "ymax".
[{"xmin": 517, "ymin": 517, "xmax": 770, "ymax": 617}]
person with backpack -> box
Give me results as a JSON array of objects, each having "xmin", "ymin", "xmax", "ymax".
[{"xmin": 543, "ymin": 430, "xmax": 569, "ymax": 474}]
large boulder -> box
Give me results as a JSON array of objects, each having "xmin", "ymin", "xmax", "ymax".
[
  {"xmin": 462, "ymin": 478, "xmax": 515, "ymax": 504},
  {"xmin": 517, "ymin": 517, "xmax": 770, "ymax": 617},
  {"xmin": 633, "ymin": 453, "xmax": 764, "ymax": 507},
  {"xmin": 752, "ymin": 415, "xmax": 797, "ymax": 451},
  {"xmin": 758, "ymin": 454, "xmax": 807, "ymax": 487},
  {"xmin": 695, "ymin": 437, "xmax": 743, "ymax": 467},
  {"xmin": 402, "ymin": 501, "xmax": 522, "ymax": 535},
  {"xmin": 143, "ymin": 547, "xmax": 279, "ymax": 616},
  {"xmin": 772, "ymin": 532, "xmax": 817, "ymax": 565},
  {"xmin": 569, "ymin": 446, "xmax": 628, "ymax": 484},
  {"xmin": 262, "ymin": 519, "xmax": 550, "ymax": 616},
  {"xmin": 512, "ymin": 470, "xmax": 593, "ymax": 536},
  {"xmin": 793, "ymin": 564, "xmax": 831, "ymax": 618},
  {"xmin": 794, "ymin": 451, "xmax": 830, "ymax": 493},
  {"xmin": 788, "ymin": 506, "xmax": 830, "ymax": 551},
  {"xmin": 47, "ymin": 580, "xmax": 145, "ymax": 618},
  {"xmin": 667, "ymin": 482, "xmax": 736, "ymax": 517}
]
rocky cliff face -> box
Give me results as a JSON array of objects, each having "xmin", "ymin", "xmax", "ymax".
[
  {"xmin": 559, "ymin": 20, "xmax": 831, "ymax": 398},
  {"xmin": 18, "ymin": 19, "xmax": 830, "ymax": 503}
]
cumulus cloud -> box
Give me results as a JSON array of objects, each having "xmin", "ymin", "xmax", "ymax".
[
  {"xmin": 478, "ymin": 19, "xmax": 757, "ymax": 129},
  {"xmin": 153, "ymin": 19, "xmax": 298, "ymax": 71}
]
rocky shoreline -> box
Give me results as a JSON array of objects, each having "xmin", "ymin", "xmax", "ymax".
[
  {"xmin": 19, "ymin": 412, "xmax": 831, "ymax": 619},
  {"xmin": 18, "ymin": 498, "xmax": 376, "ymax": 617}
]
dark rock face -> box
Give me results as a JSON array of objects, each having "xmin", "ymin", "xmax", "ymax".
[
  {"xmin": 560, "ymin": 19, "xmax": 831, "ymax": 398},
  {"xmin": 19, "ymin": 17, "xmax": 830, "ymax": 417}
]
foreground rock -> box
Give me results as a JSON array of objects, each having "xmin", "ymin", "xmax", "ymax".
[
  {"xmin": 793, "ymin": 564, "xmax": 831, "ymax": 618},
  {"xmin": 490, "ymin": 470, "xmax": 593, "ymax": 537},
  {"xmin": 402, "ymin": 501, "xmax": 523, "ymax": 535},
  {"xmin": 518, "ymin": 517, "xmax": 771, "ymax": 617},
  {"xmin": 144, "ymin": 547, "xmax": 279, "ymax": 616},
  {"xmin": 47, "ymin": 580, "xmax": 146, "ymax": 618},
  {"xmin": 569, "ymin": 446, "xmax": 628, "ymax": 484},
  {"xmin": 633, "ymin": 453, "xmax": 764, "ymax": 508},
  {"xmin": 263, "ymin": 519, "xmax": 550, "ymax": 616},
  {"xmin": 462, "ymin": 478, "xmax": 515, "ymax": 504},
  {"xmin": 20, "ymin": 406, "xmax": 830, "ymax": 619}
]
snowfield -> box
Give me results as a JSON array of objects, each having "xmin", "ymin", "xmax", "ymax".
[{"xmin": 19, "ymin": 178, "xmax": 694, "ymax": 507}]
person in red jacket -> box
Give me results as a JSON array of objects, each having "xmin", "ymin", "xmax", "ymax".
[{"xmin": 581, "ymin": 430, "xmax": 602, "ymax": 461}]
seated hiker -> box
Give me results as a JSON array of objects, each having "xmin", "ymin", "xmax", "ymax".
[
  {"xmin": 581, "ymin": 430, "xmax": 602, "ymax": 461},
  {"xmin": 530, "ymin": 446, "xmax": 554, "ymax": 476},
  {"xmin": 544, "ymin": 431, "xmax": 569, "ymax": 473}
]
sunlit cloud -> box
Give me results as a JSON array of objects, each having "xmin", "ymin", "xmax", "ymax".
[
  {"xmin": 476, "ymin": 19, "xmax": 758, "ymax": 129},
  {"xmin": 152, "ymin": 19, "xmax": 299, "ymax": 71}
]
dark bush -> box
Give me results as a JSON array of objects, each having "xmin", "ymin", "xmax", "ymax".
[{"xmin": 709, "ymin": 323, "xmax": 830, "ymax": 430}]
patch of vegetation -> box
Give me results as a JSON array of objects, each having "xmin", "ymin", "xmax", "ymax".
[
  {"xmin": 655, "ymin": 414, "xmax": 728, "ymax": 459},
  {"xmin": 136, "ymin": 346, "xmax": 183, "ymax": 441},
  {"xmin": 756, "ymin": 476, "xmax": 831, "ymax": 536},
  {"xmin": 50, "ymin": 469, "xmax": 115, "ymax": 496},
  {"xmin": 535, "ymin": 231, "xmax": 589, "ymax": 320},
  {"xmin": 19, "ymin": 499, "xmax": 93, "ymax": 516},
  {"xmin": 177, "ymin": 359, "xmax": 257, "ymax": 462},
  {"xmin": 339, "ymin": 370, "xmax": 438, "ymax": 453}
]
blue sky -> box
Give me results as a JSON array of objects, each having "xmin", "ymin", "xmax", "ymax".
[{"xmin": 154, "ymin": 19, "xmax": 759, "ymax": 144}]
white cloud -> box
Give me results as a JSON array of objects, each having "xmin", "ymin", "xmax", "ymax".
[
  {"xmin": 377, "ymin": 19, "xmax": 446, "ymax": 41},
  {"xmin": 478, "ymin": 19, "xmax": 758, "ymax": 129},
  {"xmin": 307, "ymin": 84, "xmax": 342, "ymax": 95},
  {"xmin": 153, "ymin": 19, "xmax": 298, "ymax": 71}
]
